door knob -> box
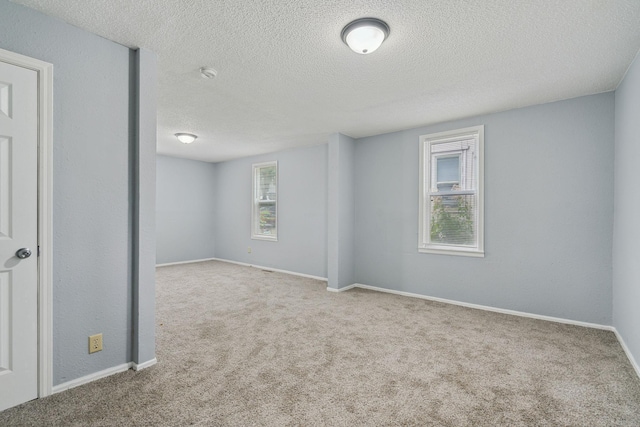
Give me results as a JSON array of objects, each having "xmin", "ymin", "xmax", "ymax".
[{"xmin": 16, "ymin": 248, "xmax": 32, "ymax": 259}]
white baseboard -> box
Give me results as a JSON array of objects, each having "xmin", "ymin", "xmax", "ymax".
[
  {"xmin": 52, "ymin": 362, "xmax": 133, "ymax": 394},
  {"xmin": 212, "ymin": 258, "xmax": 328, "ymax": 282},
  {"xmin": 132, "ymin": 357, "xmax": 157, "ymax": 371},
  {"xmin": 156, "ymin": 258, "xmax": 217, "ymax": 267},
  {"xmin": 344, "ymin": 283, "xmax": 613, "ymax": 331},
  {"xmin": 613, "ymin": 329, "xmax": 640, "ymax": 380},
  {"xmin": 326, "ymin": 284, "xmax": 357, "ymax": 292},
  {"xmin": 52, "ymin": 358, "xmax": 158, "ymax": 394}
]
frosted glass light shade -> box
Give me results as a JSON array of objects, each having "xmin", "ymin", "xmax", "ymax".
[
  {"xmin": 175, "ymin": 133, "xmax": 197, "ymax": 144},
  {"xmin": 341, "ymin": 18, "xmax": 390, "ymax": 55}
]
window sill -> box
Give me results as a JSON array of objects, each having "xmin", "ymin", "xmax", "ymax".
[
  {"xmin": 251, "ymin": 235, "xmax": 278, "ymax": 242},
  {"xmin": 418, "ymin": 247, "xmax": 484, "ymax": 258}
]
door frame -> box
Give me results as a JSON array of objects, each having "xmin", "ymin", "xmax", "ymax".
[{"xmin": 0, "ymin": 47, "xmax": 53, "ymax": 398}]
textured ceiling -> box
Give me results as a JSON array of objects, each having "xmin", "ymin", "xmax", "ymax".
[{"xmin": 11, "ymin": 0, "xmax": 640, "ymax": 162}]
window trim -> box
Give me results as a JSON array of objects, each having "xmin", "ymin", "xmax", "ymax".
[
  {"xmin": 251, "ymin": 161, "xmax": 278, "ymax": 241},
  {"xmin": 418, "ymin": 125, "xmax": 484, "ymax": 257}
]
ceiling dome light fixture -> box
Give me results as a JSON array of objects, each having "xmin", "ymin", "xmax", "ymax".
[
  {"xmin": 200, "ymin": 67, "xmax": 217, "ymax": 79},
  {"xmin": 341, "ymin": 17, "xmax": 390, "ymax": 55},
  {"xmin": 175, "ymin": 133, "xmax": 198, "ymax": 144}
]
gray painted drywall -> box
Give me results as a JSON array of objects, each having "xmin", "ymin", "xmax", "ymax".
[
  {"xmin": 613, "ymin": 51, "xmax": 640, "ymax": 369},
  {"xmin": 156, "ymin": 155, "xmax": 216, "ymax": 265},
  {"xmin": 132, "ymin": 48, "xmax": 157, "ymax": 365},
  {"xmin": 328, "ymin": 134, "xmax": 356, "ymax": 289},
  {"xmin": 215, "ymin": 144, "xmax": 327, "ymax": 278},
  {"xmin": 354, "ymin": 93, "xmax": 615, "ymax": 325},
  {"xmin": 0, "ymin": 0, "xmax": 150, "ymax": 385}
]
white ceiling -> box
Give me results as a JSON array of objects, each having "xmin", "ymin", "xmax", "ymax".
[{"xmin": 11, "ymin": 0, "xmax": 640, "ymax": 163}]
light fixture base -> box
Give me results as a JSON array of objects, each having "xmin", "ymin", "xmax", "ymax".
[
  {"xmin": 200, "ymin": 67, "xmax": 217, "ymax": 79},
  {"xmin": 175, "ymin": 133, "xmax": 198, "ymax": 144}
]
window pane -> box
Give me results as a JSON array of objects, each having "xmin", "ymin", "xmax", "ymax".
[
  {"xmin": 430, "ymin": 194, "xmax": 476, "ymax": 246},
  {"xmin": 258, "ymin": 166, "xmax": 277, "ymax": 201},
  {"xmin": 437, "ymin": 157, "xmax": 459, "ymax": 183},
  {"xmin": 258, "ymin": 203, "xmax": 276, "ymax": 236}
]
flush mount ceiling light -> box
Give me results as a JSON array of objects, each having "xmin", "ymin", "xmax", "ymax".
[
  {"xmin": 341, "ymin": 17, "xmax": 390, "ymax": 55},
  {"xmin": 200, "ymin": 67, "xmax": 217, "ymax": 79},
  {"xmin": 175, "ymin": 133, "xmax": 198, "ymax": 144}
]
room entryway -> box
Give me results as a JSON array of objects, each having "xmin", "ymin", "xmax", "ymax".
[{"xmin": 0, "ymin": 58, "xmax": 38, "ymax": 411}]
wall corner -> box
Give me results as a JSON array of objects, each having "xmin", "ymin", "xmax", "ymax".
[{"xmin": 132, "ymin": 47, "xmax": 157, "ymax": 365}]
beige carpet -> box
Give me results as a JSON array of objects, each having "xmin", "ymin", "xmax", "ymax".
[{"xmin": 1, "ymin": 260, "xmax": 639, "ymax": 426}]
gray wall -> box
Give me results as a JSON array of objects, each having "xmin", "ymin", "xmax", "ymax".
[
  {"xmin": 613, "ymin": 52, "xmax": 640, "ymax": 368},
  {"xmin": 354, "ymin": 93, "xmax": 615, "ymax": 325},
  {"xmin": 0, "ymin": 0, "xmax": 150, "ymax": 385},
  {"xmin": 328, "ymin": 134, "xmax": 356, "ymax": 289},
  {"xmin": 156, "ymin": 155, "xmax": 216, "ymax": 264},
  {"xmin": 215, "ymin": 144, "xmax": 328, "ymax": 278}
]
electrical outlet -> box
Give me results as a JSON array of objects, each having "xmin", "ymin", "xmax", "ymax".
[
  {"xmin": 89, "ymin": 333, "xmax": 103, "ymax": 354},
  {"xmin": 247, "ymin": 247, "xmax": 252, "ymax": 253}
]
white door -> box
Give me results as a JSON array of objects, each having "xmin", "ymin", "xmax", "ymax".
[{"xmin": 0, "ymin": 60, "xmax": 38, "ymax": 411}]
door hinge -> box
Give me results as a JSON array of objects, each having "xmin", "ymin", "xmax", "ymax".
[{"xmin": 37, "ymin": 246, "xmax": 40, "ymax": 257}]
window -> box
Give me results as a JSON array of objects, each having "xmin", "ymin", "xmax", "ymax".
[
  {"xmin": 252, "ymin": 161, "xmax": 278, "ymax": 241},
  {"xmin": 419, "ymin": 126, "xmax": 484, "ymax": 257}
]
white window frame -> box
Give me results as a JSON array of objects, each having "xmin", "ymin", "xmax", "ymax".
[
  {"xmin": 418, "ymin": 125, "xmax": 484, "ymax": 257},
  {"xmin": 251, "ymin": 161, "xmax": 278, "ymax": 241}
]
